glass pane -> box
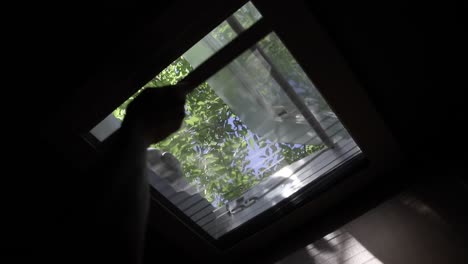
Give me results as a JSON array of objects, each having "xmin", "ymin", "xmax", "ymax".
[
  {"xmin": 257, "ymin": 33, "xmax": 337, "ymax": 127},
  {"xmin": 233, "ymin": 1, "xmax": 262, "ymax": 30},
  {"xmin": 149, "ymin": 32, "xmax": 361, "ymax": 238},
  {"xmin": 181, "ymin": 1, "xmax": 262, "ymax": 70}
]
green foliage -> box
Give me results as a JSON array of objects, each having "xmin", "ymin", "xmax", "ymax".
[{"xmin": 113, "ymin": 51, "xmax": 323, "ymax": 206}]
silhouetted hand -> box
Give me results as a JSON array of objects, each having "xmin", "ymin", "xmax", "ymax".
[{"xmin": 122, "ymin": 84, "xmax": 191, "ymax": 145}]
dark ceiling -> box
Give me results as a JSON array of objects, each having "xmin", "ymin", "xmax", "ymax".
[
  {"xmin": 11, "ymin": 0, "xmax": 461, "ymax": 164},
  {"xmin": 5, "ymin": 0, "xmax": 465, "ymax": 261}
]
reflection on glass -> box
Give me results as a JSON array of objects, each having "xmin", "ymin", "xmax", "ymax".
[
  {"xmin": 151, "ymin": 32, "xmax": 351, "ymax": 207},
  {"xmin": 147, "ymin": 31, "xmax": 361, "ymax": 239}
]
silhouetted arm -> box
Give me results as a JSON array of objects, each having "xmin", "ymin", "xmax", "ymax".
[{"xmin": 87, "ymin": 85, "xmax": 188, "ymax": 263}]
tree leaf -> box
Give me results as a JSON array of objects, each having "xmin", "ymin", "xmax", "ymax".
[{"xmin": 249, "ymin": 137, "xmax": 255, "ymax": 149}]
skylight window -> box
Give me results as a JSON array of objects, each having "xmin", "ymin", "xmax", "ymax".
[{"xmin": 90, "ymin": 1, "xmax": 362, "ymax": 239}]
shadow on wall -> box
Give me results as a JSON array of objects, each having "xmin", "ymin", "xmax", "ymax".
[
  {"xmin": 275, "ymin": 192, "xmax": 468, "ymax": 264},
  {"xmin": 275, "ymin": 229, "xmax": 382, "ymax": 264},
  {"xmin": 345, "ymin": 193, "xmax": 468, "ymax": 264}
]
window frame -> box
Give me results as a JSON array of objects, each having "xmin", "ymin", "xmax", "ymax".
[{"xmin": 79, "ymin": 0, "xmax": 401, "ymax": 260}]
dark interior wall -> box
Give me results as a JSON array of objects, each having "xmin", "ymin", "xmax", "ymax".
[
  {"xmin": 348, "ymin": 167, "xmax": 468, "ymax": 264},
  {"xmin": 304, "ymin": 0, "xmax": 466, "ymax": 165},
  {"xmin": 350, "ymin": 200, "xmax": 467, "ymax": 264},
  {"xmin": 275, "ymin": 180, "xmax": 468, "ymax": 264}
]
